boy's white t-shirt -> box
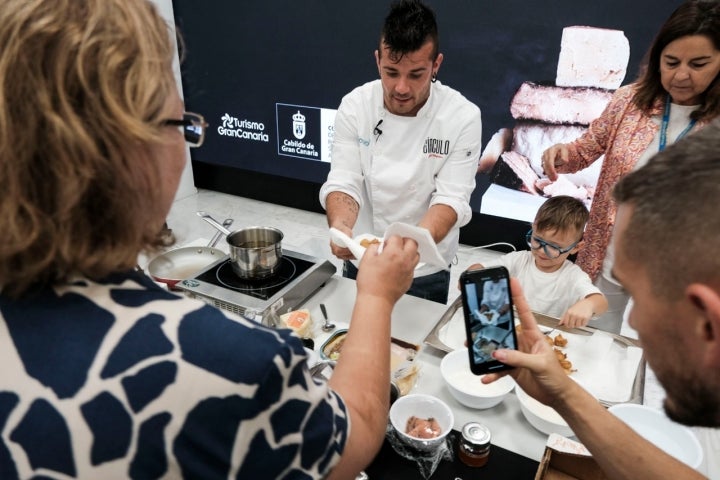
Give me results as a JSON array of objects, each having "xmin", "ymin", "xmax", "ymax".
[{"xmin": 483, "ymin": 250, "xmax": 602, "ymax": 319}]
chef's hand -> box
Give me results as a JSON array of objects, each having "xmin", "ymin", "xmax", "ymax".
[
  {"xmin": 357, "ymin": 235, "xmax": 418, "ymax": 304},
  {"xmin": 329, "ymin": 224, "xmax": 355, "ymax": 260},
  {"xmin": 482, "ymin": 278, "xmax": 572, "ymax": 407},
  {"xmin": 541, "ymin": 144, "xmax": 569, "ymax": 182}
]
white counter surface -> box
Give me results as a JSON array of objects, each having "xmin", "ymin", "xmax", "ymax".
[
  {"xmin": 164, "ymin": 189, "xmax": 715, "ymax": 474},
  {"xmin": 303, "ymin": 275, "xmax": 548, "ymax": 461}
]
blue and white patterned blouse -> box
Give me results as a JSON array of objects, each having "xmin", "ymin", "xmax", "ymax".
[{"xmin": 0, "ymin": 271, "xmax": 348, "ymax": 479}]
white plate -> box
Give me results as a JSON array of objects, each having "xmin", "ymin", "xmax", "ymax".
[{"xmin": 608, "ymin": 404, "xmax": 703, "ymax": 469}]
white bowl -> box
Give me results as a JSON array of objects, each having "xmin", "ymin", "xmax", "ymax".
[
  {"xmin": 608, "ymin": 403, "xmax": 703, "ymax": 469},
  {"xmin": 440, "ymin": 348, "xmax": 515, "ymax": 409},
  {"xmin": 389, "ymin": 394, "xmax": 454, "ymax": 452},
  {"xmin": 516, "ymin": 384, "xmax": 574, "ymax": 437}
]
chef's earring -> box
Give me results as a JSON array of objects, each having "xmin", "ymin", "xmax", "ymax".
[{"xmin": 431, "ymin": 72, "xmax": 437, "ymax": 83}]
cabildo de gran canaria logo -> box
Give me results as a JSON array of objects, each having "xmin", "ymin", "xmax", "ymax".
[{"xmin": 218, "ymin": 113, "xmax": 269, "ymax": 142}]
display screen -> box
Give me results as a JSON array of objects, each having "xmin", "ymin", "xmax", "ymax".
[
  {"xmin": 172, "ymin": 1, "xmax": 677, "ymax": 247},
  {"xmin": 460, "ymin": 266, "xmax": 516, "ymax": 374}
]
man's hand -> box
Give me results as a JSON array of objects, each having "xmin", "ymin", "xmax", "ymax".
[
  {"xmin": 329, "ymin": 224, "xmax": 355, "ymax": 260},
  {"xmin": 482, "ymin": 278, "xmax": 572, "ymax": 408}
]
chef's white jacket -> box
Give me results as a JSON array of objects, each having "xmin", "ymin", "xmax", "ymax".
[{"xmin": 320, "ymin": 80, "xmax": 482, "ymax": 276}]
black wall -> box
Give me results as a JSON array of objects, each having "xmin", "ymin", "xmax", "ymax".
[{"xmin": 173, "ymin": 1, "xmax": 679, "ymax": 249}]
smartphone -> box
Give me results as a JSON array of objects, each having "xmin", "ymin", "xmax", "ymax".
[{"xmin": 459, "ymin": 266, "xmax": 517, "ymax": 375}]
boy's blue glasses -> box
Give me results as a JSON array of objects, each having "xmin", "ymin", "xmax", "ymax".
[{"xmin": 525, "ymin": 230, "xmax": 580, "ymax": 259}]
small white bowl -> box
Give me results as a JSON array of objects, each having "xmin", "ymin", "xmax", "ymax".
[
  {"xmin": 389, "ymin": 394, "xmax": 454, "ymax": 452},
  {"xmin": 516, "ymin": 384, "xmax": 574, "ymax": 437},
  {"xmin": 440, "ymin": 348, "xmax": 515, "ymax": 409},
  {"xmin": 608, "ymin": 403, "xmax": 703, "ymax": 469}
]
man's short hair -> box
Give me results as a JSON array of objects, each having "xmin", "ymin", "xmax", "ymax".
[
  {"xmin": 380, "ymin": 0, "xmax": 439, "ymax": 61},
  {"xmin": 613, "ymin": 120, "xmax": 720, "ymax": 299},
  {"xmin": 534, "ymin": 195, "xmax": 589, "ymax": 237}
]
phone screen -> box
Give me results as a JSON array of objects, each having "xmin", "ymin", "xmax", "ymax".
[{"xmin": 459, "ymin": 266, "xmax": 517, "ymax": 375}]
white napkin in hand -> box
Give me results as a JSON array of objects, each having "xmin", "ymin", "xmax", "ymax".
[
  {"xmin": 330, "ymin": 223, "xmax": 447, "ymax": 269},
  {"xmin": 329, "ymin": 228, "xmax": 366, "ymax": 260},
  {"xmin": 383, "ymin": 222, "xmax": 447, "ymax": 269}
]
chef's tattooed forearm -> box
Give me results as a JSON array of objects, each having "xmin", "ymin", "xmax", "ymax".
[{"xmin": 327, "ymin": 191, "xmax": 359, "ymax": 215}]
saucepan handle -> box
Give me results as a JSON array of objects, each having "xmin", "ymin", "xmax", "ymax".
[{"xmin": 197, "ymin": 211, "xmax": 232, "ymax": 235}]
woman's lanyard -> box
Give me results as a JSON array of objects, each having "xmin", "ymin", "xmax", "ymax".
[{"xmin": 659, "ymin": 95, "xmax": 697, "ymax": 152}]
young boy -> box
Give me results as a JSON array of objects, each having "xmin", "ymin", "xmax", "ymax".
[{"xmin": 467, "ymin": 196, "xmax": 608, "ymax": 328}]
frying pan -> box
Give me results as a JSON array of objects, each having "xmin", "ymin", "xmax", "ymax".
[{"xmin": 147, "ymin": 218, "xmax": 232, "ymax": 289}]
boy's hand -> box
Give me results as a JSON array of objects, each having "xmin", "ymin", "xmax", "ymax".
[{"xmin": 559, "ymin": 299, "xmax": 594, "ymax": 329}]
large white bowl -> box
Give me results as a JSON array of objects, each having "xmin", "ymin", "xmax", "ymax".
[
  {"xmin": 516, "ymin": 384, "xmax": 574, "ymax": 438},
  {"xmin": 389, "ymin": 394, "xmax": 454, "ymax": 452},
  {"xmin": 608, "ymin": 403, "xmax": 703, "ymax": 469},
  {"xmin": 440, "ymin": 348, "xmax": 515, "ymax": 409}
]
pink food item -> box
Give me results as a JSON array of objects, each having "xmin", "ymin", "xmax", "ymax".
[
  {"xmin": 491, "ymin": 151, "xmax": 540, "ymax": 195},
  {"xmin": 510, "ymin": 82, "xmax": 612, "ymax": 125},
  {"xmin": 405, "ymin": 416, "xmax": 442, "ymax": 439},
  {"xmin": 535, "ymin": 175, "xmax": 590, "ymax": 201},
  {"xmin": 478, "ymin": 128, "xmax": 512, "ymax": 174}
]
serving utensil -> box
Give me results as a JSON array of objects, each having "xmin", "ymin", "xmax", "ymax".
[{"xmin": 319, "ymin": 303, "xmax": 336, "ymax": 332}]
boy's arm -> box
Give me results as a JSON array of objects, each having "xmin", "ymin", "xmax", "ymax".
[{"xmin": 560, "ymin": 293, "xmax": 608, "ymax": 329}]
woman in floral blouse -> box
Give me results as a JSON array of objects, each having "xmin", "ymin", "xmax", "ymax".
[{"xmin": 542, "ymin": 0, "xmax": 720, "ymax": 333}]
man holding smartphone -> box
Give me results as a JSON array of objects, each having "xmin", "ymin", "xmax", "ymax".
[{"xmin": 487, "ymin": 121, "xmax": 720, "ymax": 479}]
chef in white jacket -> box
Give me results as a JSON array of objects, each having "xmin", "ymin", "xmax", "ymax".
[{"xmin": 319, "ymin": 0, "xmax": 481, "ymax": 304}]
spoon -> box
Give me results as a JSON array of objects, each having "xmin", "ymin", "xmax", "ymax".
[{"xmin": 319, "ymin": 304, "xmax": 336, "ymax": 332}]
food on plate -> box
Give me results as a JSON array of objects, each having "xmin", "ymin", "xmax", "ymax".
[
  {"xmin": 359, "ymin": 238, "xmax": 381, "ymax": 248},
  {"xmin": 279, "ymin": 309, "xmax": 313, "ymax": 338},
  {"xmin": 553, "ymin": 333, "xmax": 568, "ymax": 347},
  {"xmin": 394, "ymin": 364, "xmax": 420, "ymax": 396},
  {"xmin": 321, "ymin": 330, "xmax": 420, "ymax": 394},
  {"xmin": 554, "ymin": 348, "xmax": 575, "ymax": 374},
  {"xmin": 322, "ymin": 331, "xmax": 346, "ymax": 361},
  {"xmin": 518, "ymin": 325, "xmax": 574, "ymax": 374},
  {"xmin": 405, "ymin": 416, "xmax": 441, "ymax": 439}
]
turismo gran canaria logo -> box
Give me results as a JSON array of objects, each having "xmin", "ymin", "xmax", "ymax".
[{"xmin": 218, "ymin": 113, "xmax": 269, "ymax": 142}]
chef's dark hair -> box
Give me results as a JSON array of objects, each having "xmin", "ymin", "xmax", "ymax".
[
  {"xmin": 379, "ymin": 0, "xmax": 439, "ymax": 61},
  {"xmin": 613, "ymin": 120, "xmax": 720, "ymax": 300},
  {"xmin": 634, "ymin": 0, "xmax": 720, "ymax": 121}
]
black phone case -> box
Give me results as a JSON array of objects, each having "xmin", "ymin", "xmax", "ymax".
[{"xmin": 459, "ymin": 267, "xmax": 518, "ymax": 375}]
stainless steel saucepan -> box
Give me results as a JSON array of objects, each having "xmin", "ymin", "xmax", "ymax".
[{"xmin": 197, "ymin": 211, "xmax": 283, "ymax": 279}]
